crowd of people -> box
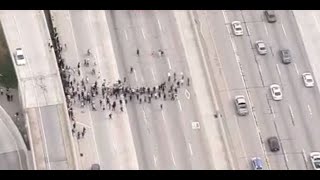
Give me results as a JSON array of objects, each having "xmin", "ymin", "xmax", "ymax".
[{"xmin": 52, "ymin": 29, "xmax": 191, "ymax": 140}]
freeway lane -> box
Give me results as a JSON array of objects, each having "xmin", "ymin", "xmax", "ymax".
[
  {"xmin": 206, "ymin": 10, "xmax": 320, "ymax": 170},
  {"xmin": 106, "ymin": 10, "xmax": 214, "ymax": 169}
]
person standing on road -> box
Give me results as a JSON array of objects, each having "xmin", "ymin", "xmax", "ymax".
[
  {"xmin": 160, "ymin": 104, "xmax": 163, "ymax": 110},
  {"xmin": 109, "ymin": 113, "xmax": 112, "ymax": 119},
  {"xmin": 136, "ymin": 49, "xmax": 140, "ymax": 56}
]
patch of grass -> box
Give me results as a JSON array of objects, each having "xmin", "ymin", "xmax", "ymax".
[{"xmin": 0, "ymin": 22, "xmax": 18, "ymax": 89}]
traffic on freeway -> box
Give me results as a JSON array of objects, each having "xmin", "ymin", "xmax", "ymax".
[{"xmin": 1, "ymin": 10, "xmax": 320, "ymax": 170}]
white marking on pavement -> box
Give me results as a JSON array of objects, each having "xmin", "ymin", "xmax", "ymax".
[
  {"xmin": 161, "ymin": 110, "xmax": 166, "ymax": 123},
  {"xmin": 142, "ymin": 108, "xmax": 147, "ymax": 124},
  {"xmin": 302, "ymin": 149, "xmax": 308, "ymax": 163},
  {"xmin": 177, "ymin": 100, "xmax": 182, "ymax": 111},
  {"xmin": 151, "ymin": 68, "xmax": 156, "ymax": 81},
  {"xmin": 233, "ymin": 115, "xmax": 249, "ymax": 164},
  {"xmin": 171, "ymin": 152, "xmax": 176, "ymax": 166},
  {"xmin": 289, "ymin": 105, "xmax": 294, "ymax": 119},
  {"xmin": 166, "ymin": 57, "xmax": 172, "ymax": 69},
  {"xmin": 185, "ymin": 89, "xmax": 190, "ymax": 99},
  {"xmin": 188, "ymin": 143, "xmax": 193, "ymax": 156},
  {"xmin": 307, "ymin": 104, "xmax": 312, "ymax": 116},
  {"xmin": 157, "ymin": 19, "xmax": 162, "ymax": 31},
  {"xmin": 133, "ymin": 70, "xmax": 138, "ymax": 81},
  {"xmin": 230, "ymin": 37, "xmax": 237, "ymax": 52},
  {"xmin": 153, "ymin": 154, "xmax": 158, "ymax": 166},
  {"xmin": 294, "ymin": 63, "xmax": 299, "ymax": 75},
  {"xmin": 263, "ymin": 22, "xmax": 269, "ymax": 36},
  {"xmin": 77, "ymin": 121, "xmax": 91, "ymax": 128},
  {"xmin": 245, "ymin": 24, "xmax": 251, "ymax": 36},
  {"xmin": 283, "ymin": 148, "xmax": 289, "ymax": 163},
  {"xmin": 271, "ymin": 105, "xmax": 276, "ymax": 119},
  {"xmin": 281, "ymin": 23, "xmax": 287, "ymax": 38},
  {"xmin": 124, "ymin": 29, "xmax": 128, "ymax": 40},
  {"xmin": 221, "ymin": 10, "xmax": 229, "ymax": 23},
  {"xmin": 141, "ymin": 28, "xmax": 146, "ymax": 39},
  {"xmin": 258, "ymin": 64, "xmax": 263, "ymax": 76},
  {"xmin": 313, "ymin": 12, "xmax": 320, "ymax": 33},
  {"xmin": 276, "ymin": 64, "xmax": 281, "ymax": 77}
]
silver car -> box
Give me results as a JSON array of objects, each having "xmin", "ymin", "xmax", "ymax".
[
  {"xmin": 255, "ymin": 40, "xmax": 267, "ymax": 55},
  {"xmin": 310, "ymin": 152, "xmax": 320, "ymax": 170},
  {"xmin": 234, "ymin": 95, "xmax": 249, "ymax": 116}
]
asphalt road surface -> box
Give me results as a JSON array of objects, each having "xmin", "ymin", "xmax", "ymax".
[
  {"xmin": 105, "ymin": 10, "xmax": 213, "ymax": 169},
  {"xmin": 203, "ymin": 10, "xmax": 320, "ymax": 170}
]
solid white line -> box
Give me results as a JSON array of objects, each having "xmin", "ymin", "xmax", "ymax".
[
  {"xmin": 307, "ymin": 104, "xmax": 312, "ymax": 116},
  {"xmin": 276, "ymin": 64, "xmax": 281, "ymax": 77},
  {"xmin": 271, "ymin": 105, "xmax": 276, "ymax": 119},
  {"xmin": 289, "ymin": 105, "xmax": 294, "ymax": 119},
  {"xmin": 281, "ymin": 23, "xmax": 287, "ymax": 38},
  {"xmin": 185, "ymin": 89, "xmax": 190, "ymax": 99},
  {"xmin": 302, "ymin": 149, "xmax": 308, "ymax": 162},
  {"xmin": 221, "ymin": 10, "xmax": 229, "ymax": 23},
  {"xmin": 177, "ymin": 100, "xmax": 182, "ymax": 111},
  {"xmin": 141, "ymin": 28, "xmax": 146, "ymax": 39},
  {"xmin": 230, "ymin": 36, "xmax": 237, "ymax": 52},
  {"xmin": 142, "ymin": 108, "xmax": 147, "ymax": 124},
  {"xmin": 151, "ymin": 68, "xmax": 156, "ymax": 81},
  {"xmin": 77, "ymin": 121, "xmax": 91, "ymax": 128},
  {"xmin": 153, "ymin": 154, "xmax": 158, "ymax": 166},
  {"xmin": 134, "ymin": 70, "xmax": 138, "ymax": 81},
  {"xmin": 161, "ymin": 111, "xmax": 166, "ymax": 123},
  {"xmin": 167, "ymin": 57, "xmax": 172, "ymax": 69},
  {"xmin": 294, "ymin": 63, "xmax": 299, "ymax": 75},
  {"xmin": 245, "ymin": 24, "xmax": 251, "ymax": 36},
  {"xmin": 258, "ymin": 64, "xmax": 263, "ymax": 75},
  {"xmin": 188, "ymin": 143, "xmax": 193, "ymax": 156},
  {"xmin": 171, "ymin": 152, "xmax": 176, "ymax": 166},
  {"xmin": 283, "ymin": 149, "xmax": 289, "ymax": 163},
  {"xmin": 124, "ymin": 29, "xmax": 128, "ymax": 40},
  {"xmin": 157, "ymin": 19, "xmax": 162, "ymax": 31},
  {"xmin": 264, "ymin": 22, "xmax": 269, "ymax": 36},
  {"xmin": 233, "ymin": 115, "xmax": 249, "ymax": 164}
]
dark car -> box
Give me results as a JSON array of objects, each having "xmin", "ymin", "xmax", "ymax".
[
  {"xmin": 268, "ymin": 136, "xmax": 280, "ymax": 152},
  {"xmin": 265, "ymin": 10, "xmax": 277, "ymax": 23},
  {"xmin": 280, "ymin": 49, "xmax": 292, "ymax": 64},
  {"xmin": 91, "ymin": 164, "xmax": 100, "ymax": 170}
]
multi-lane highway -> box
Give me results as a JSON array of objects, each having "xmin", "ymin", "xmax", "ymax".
[{"xmin": 197, "ymin": 10, "xmax": 320, "ymax": 170}]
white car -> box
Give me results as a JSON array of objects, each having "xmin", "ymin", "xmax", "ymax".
[
  {"xmin": 15, "ymin": 48, "xmax": 26, "ymax": 66},
  {"xmin": 270, "ymin": 84, "xmax": 282, "ymax": 101},
  {"xmin": 255, "ymin": 40, "xmax": 267, "ymax": 55},
  {"xmin": 310, "ymin": 152, "xmax": 320, "ymax": 170},
  {"xmin": 231, "ymin": 21, "xmax": 243, "ymax": 36},
  {"xmin": 302, "ymin": 72, "xmax": 314, "ymax": 87}
]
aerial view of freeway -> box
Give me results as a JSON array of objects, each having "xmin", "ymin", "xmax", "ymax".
[{"xmin": 0, "ymin": 10, "xmax": 320, "ymax": 170}]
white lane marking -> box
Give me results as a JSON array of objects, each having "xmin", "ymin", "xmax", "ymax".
[
  {"xmin": 307, "ymin": 104, "xmax": 312, "ymax": 116},
  {"xmin": 142, "ymin": 108, "xmax": 147, "ymax": 124},
  {"xmin": 141, "ymin": 28, "xmax": 146, "ymax": 39},
  {"xmin": 157, "ymin": 19, "xmax": 162, "ymax": 31},
  {"xmin": 258, "ymin": 64, "xmax": 263, "ymax": 75},
  {"xmin": 133, "ymin": 70, "xmax": 138, "ymax": 81},
  {"xmin": 185, "ymin": 89, "xmax": 190, "ymax": 99},
  {"xmin": 151, "ymin": 68, "xmax": 156, "ymax": 81},
  {"xmin": 153, "ymin": 154, "xmax": 158, "ymax": 166},
  {"xmin": 177, "ymin": 100, "xmax": 182, "ymax": 111},
  {"xmin": 302, "ymin": 149, "xmax": 308, "ymax": 163},
  {"xmin": 288, "ymin": 105, "xmax": 294, "ymax": 119},
  {"xmin": 245, "ymin": 24, "xmax": 251, "ymax": 36},
  {"xmin": 77, "ymin": 121, "xmax": 91, "ymax": 128},
  {"xmin": 283, "ymin": 148, "xmax": 289, "ymax": 163},
  {"xmin": 276, "ymin": 64, "xmax": 281, "ymax": 77},
  {"xmin": 312, "ymin": 12, "xmax": 320, "ymax": 33},
  {"xmin": 294, "ymin": 63, "xmax": 299, "ymax": 75},
  {"xmin": 233, "ymin": 115, "xmax": 249, "ymax": 164},
  {"xmin": 124, "ymin": 29, "xmax": 128, "ymax": 40},
  {"xmin": 161, "ymin": 110, "xmax": 166, "ymax": 123},
  {"xmin": 171, "ymin": 152, "xmax": 176, "ymax": 166},
  {"xmin": 188, "ymin": 143, "xmax": 193, "ymax": 156},
  {"xmin": 263, "ymin": 22, "xmax": 269, "ymax": 36},
  {"xmin": 281, "ymin": 23, "xmax": 287, "ymax": 38},
  {"xmin": 230, "ymin": 36, "xmax": 237, "ymax": 52},
  {"xmin": 222, "ymin": 10, "xmax": 229, "ymax": 23},
  {"xmin": 271, "ymin": 105, "xmax": 276, "ymax": 118},
  {"xmin": 167, "ymin": 57, "xmax": 172, "ymax": 69}
]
